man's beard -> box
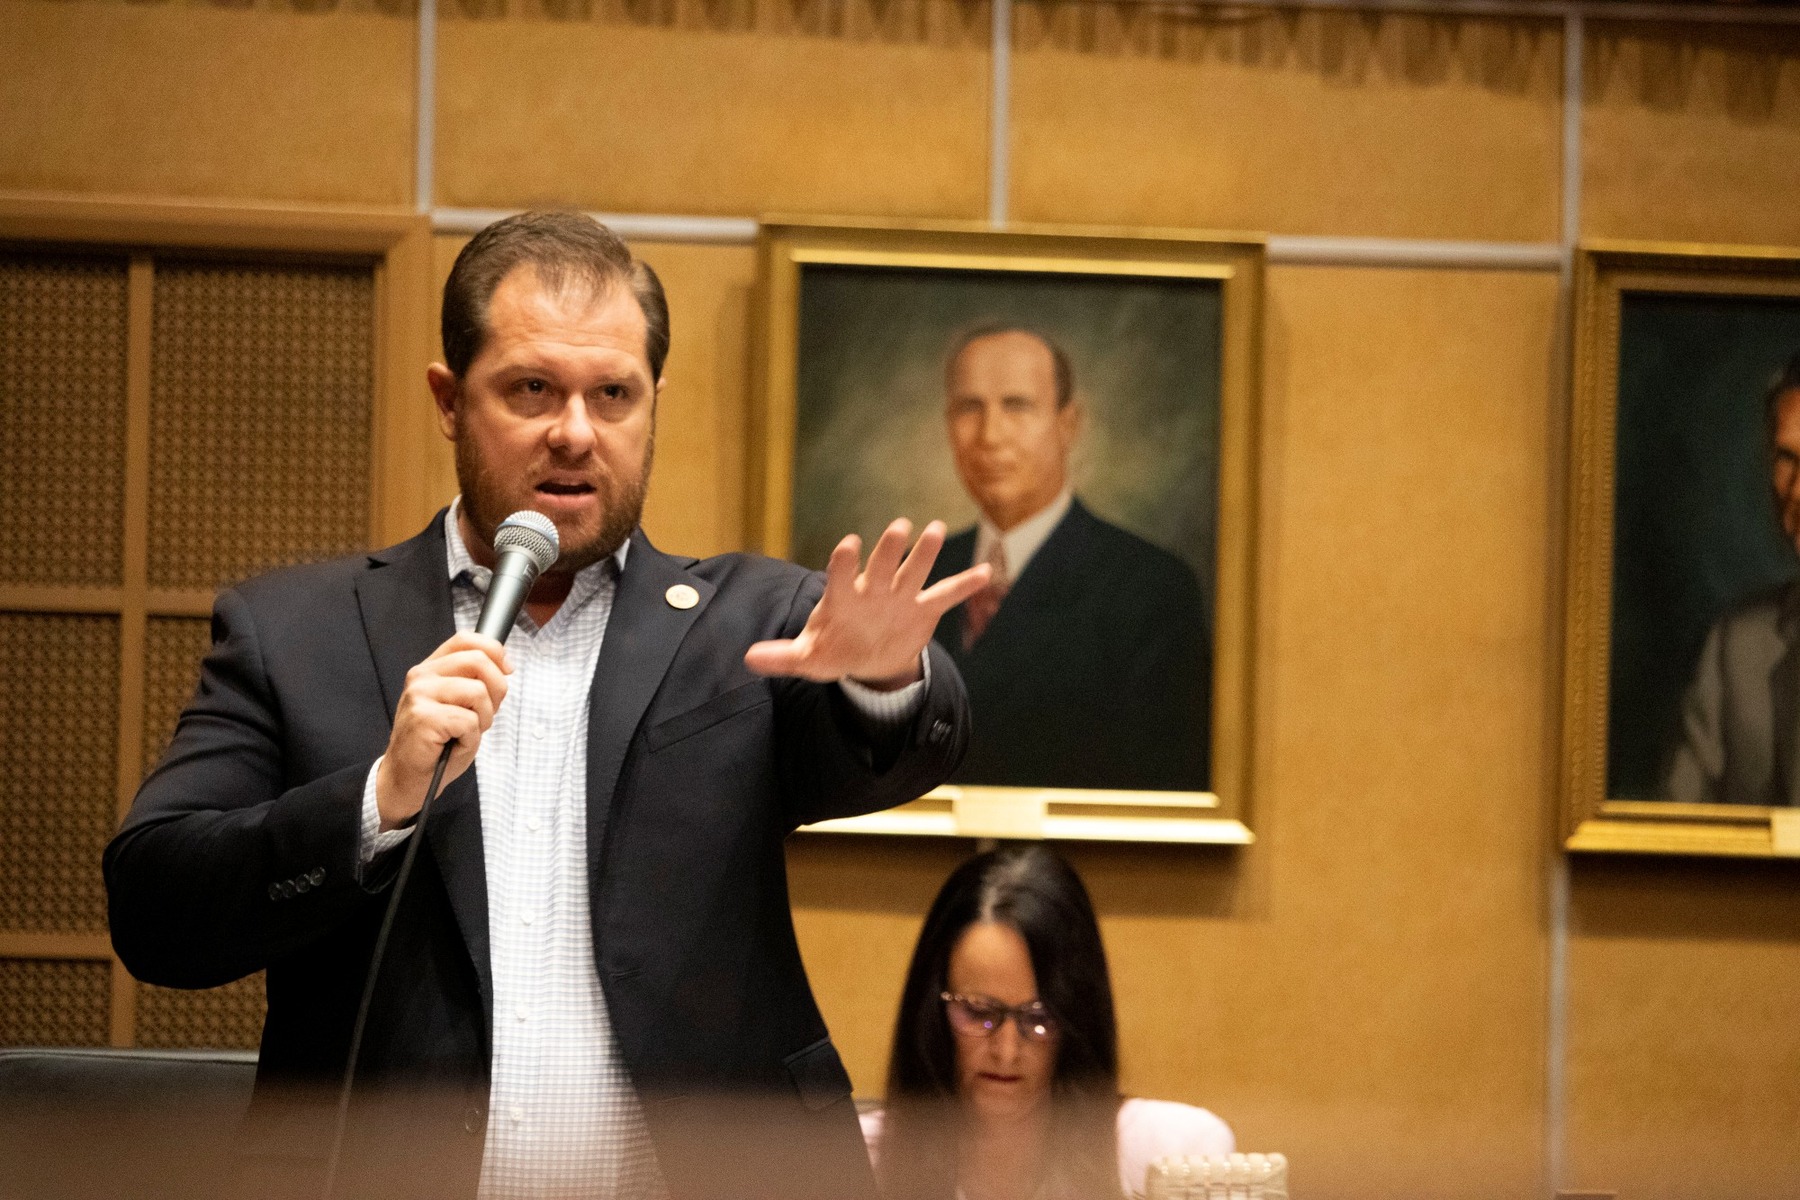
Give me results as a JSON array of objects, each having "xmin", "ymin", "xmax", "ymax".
[{"xmin": 456, "ymin": 432, "xmax": 653, "ymax": 575}]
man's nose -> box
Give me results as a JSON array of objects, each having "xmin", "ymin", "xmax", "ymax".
[{"xmin": 547, "ymin": 394, "xmax": 596, "ymax": 454}]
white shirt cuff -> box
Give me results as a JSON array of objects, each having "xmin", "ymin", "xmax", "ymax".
[
  {"xmin": 359, "ymin": 756, "xmax": 415, "ymax": 870},
  {"xmin": 838, "ymin": 651, "xmax": 931, "ymax": 726}
]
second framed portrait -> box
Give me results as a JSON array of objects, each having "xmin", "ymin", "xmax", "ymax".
[
  {"xmin": 1565, "ymin": 240, "xmax": 1800, "ymax": 856},
  {"xmin": 751, "ymin": 220, "xmax": 1264, "ymax": 845}
]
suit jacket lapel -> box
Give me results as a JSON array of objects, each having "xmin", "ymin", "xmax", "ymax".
[
  {"xmin": 1007, "ymin": 498, "xmax": 1091, "ymax": 596},
  {"xmin": 585, "ymin": 531, "xmax": 714, "ymax": 905},
  {"xmin": 929, "ymin": 528, "xmax": 977, "ymax": 659},
  {"xmin": 972, "ymin": 500, "xmax": 1089, "ymax": 651},
  {"xmin": 353, "ymin": 512, "xmax": 493, "ymax": 1018}
]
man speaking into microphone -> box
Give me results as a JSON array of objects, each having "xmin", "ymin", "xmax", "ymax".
[{"xmin": 103, "ymin": 211, "xmax": 988, "ymax": 1200}]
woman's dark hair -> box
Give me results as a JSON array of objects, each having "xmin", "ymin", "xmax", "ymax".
[{"xmin": 877, "ymin": 845, "xmax": 1121, "ymax": 1200}]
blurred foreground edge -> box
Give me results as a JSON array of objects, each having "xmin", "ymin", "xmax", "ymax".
[{"xmin": 0, "ymin": 1048, "xmax": 880, "ymax": 1200}]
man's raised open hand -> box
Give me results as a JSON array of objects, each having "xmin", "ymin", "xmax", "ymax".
[{"xmin": 743, "ymin": 518, "xmax": 993, "ymax": 690}]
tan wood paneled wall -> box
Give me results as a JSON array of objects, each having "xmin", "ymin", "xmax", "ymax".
[
  {"xmin": 1011, "ymin": 12, "xmax": 1565, "ymax": 240},
  {"xmin": 5, "ymin": 2, "xmax": 1800, "ymax": 1196},
  {"xmin": 0, "ymin": 199, "xmax": 435, "ymax": 1051}
]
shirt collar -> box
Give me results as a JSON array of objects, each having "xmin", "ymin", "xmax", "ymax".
[
  {"xmin": 972, "ymin": 489, "xmax": 1073, "ymax": 584},
  {"xmin": 443, "ymin": 496, "xmax": 629, "ymax": 618}
]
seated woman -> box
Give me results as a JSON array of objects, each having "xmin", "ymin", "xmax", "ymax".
[{"xmin": 863, "ymin": 845, "xmax": 1232, "ymax": 1200}]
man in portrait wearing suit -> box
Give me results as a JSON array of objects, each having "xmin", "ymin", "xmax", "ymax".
[
  {"xmin": 1667, "ymin": 352, "xmax": 1800, "ymax": 806},
  {"xmin": 924, "ymin": 325, "xmax": 1210, "ymax": 792},
  {"xmin": 103, "ymin": 212, "xmax": 986, "ymax": 1200}
]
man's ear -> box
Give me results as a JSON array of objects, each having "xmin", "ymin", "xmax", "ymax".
[{"xmin": 426, "ymin": 363, "xmax": 460, "ymax": 441}]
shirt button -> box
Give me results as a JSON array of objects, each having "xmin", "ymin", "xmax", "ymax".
[
  {"xmin": 510, "ymin": 1107, "xmax": 524, "ymax": 1125},
  {"xmin": 521, "ymin": 912, "xmax": 534, "ymax": 926},
  {"xmin": 532, "ymin": 721, "xmax": 548, "ymax": 740},
  {"xmin": 514, "ymin": 1006, "xmax": 527, "ymax": 1022},
  {"xmin": 527, "ymin": 816, "xmax": 542, "ymax": 832}
]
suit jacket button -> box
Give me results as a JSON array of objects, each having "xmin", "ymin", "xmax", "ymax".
[
  {"xmin": 279, "ymin": 880, "xmax": 297, "ymax": 898},
  {"xmin": 294, "ymin": 877, "xmax": 311, "ymax": 894},
  {"xmin": 267, "ymin": 883, "xmax": 281, "ymax": 901},
  {"xmin": 308, "ymin": 868, "xmax": 326, "ymax": 886},
  {"xmin": 929, "ymin": 718, "xmax": 951, "ymax": 744},
  {"xmin": 463, "ymin": 1106, "xmax": 485, "ymax": 1134}
]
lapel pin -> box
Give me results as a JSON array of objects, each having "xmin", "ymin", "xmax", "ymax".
[{"xmin": 665, "ymin": 584, "xmax": 700, "ymax": 610}]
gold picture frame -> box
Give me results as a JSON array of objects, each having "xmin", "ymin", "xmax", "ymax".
[
  {"xmin": 751, "ymin": 219, "xmax": 1264, "ymax": 845},
  {"xmin": 1565, "ymin": 239, "xmax": 1800, "ymax": 857}
]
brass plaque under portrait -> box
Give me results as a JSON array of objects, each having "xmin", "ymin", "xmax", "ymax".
[
  {"xmin": 1565, "ymin": 240, "xmax": 1800, "ymax": 857},
  {"xmin": 751, "ymin": 220, "xmax": 1264, "ymax": 845}
]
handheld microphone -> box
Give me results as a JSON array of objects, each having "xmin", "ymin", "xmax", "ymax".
[
  {"xmin": 324, "ymin": 510, "xmax": 558, "ymax": 1200},
  {"xmin": 476, "ymin": 510, "xmax": 561, "ymax": 642}
]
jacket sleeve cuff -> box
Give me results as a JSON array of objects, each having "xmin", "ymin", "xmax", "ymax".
[
  {"xmin": 837, "ymin": 651, "xmax": 931, "ymax": 728},
  {"xmin": 358, "ymin": 756, "xmax": 415, "ymax": 876}
]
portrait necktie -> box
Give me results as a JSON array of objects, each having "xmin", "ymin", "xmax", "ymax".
[{"xmin": 961, "ymin": 541, "xmax": 1010, "ymax": 650}]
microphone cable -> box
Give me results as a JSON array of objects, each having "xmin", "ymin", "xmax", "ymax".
[
  {"xmin": 319, "ymin": 742, "xmax": 452, "ymax": 1200},
  {"xmin": 320, "ymin": 510, "xmax": 559, "ymax": 1200}
]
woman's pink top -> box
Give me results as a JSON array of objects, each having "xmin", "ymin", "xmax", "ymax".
[{"xmin": 860, "ymin": 1097, "xmax": 1235, "ymax": 1198}]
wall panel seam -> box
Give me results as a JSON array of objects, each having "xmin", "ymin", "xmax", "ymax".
[
  {"xmin": 430, "ymin": 208, "xmax": 1570, "ymax": 269},
  {"xmin": 110, "ymin": 254, "xmax": 154, "ymax": 1049},
  {"xmin": 1543, "ymin": 12, "xmax": 1582, "ymax": 1197},
  {"xmin": 416, "ymin": 0, "xmax": 437, "ymax": 215},
  {"xmin": 989, "ymin": 0, "xmax": 1011, "ymax": 227}
]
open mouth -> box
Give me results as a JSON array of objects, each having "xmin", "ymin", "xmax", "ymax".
[{"xmin": 536, "ymin": 480, "xmax": 595, "ymax": 498}]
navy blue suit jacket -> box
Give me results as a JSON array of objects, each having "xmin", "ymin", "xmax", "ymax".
[
  {"xmin": 926, "ymin": 498, "xmax": 1209, "ymax": 791},
  {"xmin": 104, "ymin": 513, "xmax": 969, "ymax": 1200}
]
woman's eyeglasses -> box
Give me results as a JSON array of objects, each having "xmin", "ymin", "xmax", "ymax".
[{"xmin": 939, "ymin": 991, "xmax": 1059, "ymax": 1042}]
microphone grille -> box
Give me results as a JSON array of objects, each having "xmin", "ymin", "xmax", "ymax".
[{"xmin": 493, "ymin": 510, "xmax": 560, "ymax": 573}]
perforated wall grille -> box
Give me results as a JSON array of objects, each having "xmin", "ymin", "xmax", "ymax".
[
  {"xmin": 142, "ymin": 617, "xmax": 214, "ymax": 778},
  {"xmin": 0, "ymin": 252, "xmax": 128, "ymax": 587},
  {"xmin": 0, "ymin": 959, "xmax": 110, "ymax": 1047},
  {"xmin": 0, "ymin": 614, "xmax": 119, "ymax": 935},
  {"xmin": 147, "ymin": 259, "xmax": 375, "ymax": 590},
  {"xmin": 134, "ymin": 973, "xmax": 266, "ymax": 1050}
]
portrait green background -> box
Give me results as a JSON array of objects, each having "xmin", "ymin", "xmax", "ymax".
[
  {"xmin": 791, "ymin": 263, "xmax": 1221, "ymax": 618},
  {"xmin": 1608, "ymin": 293, "xmax": 1800, "ymax": 798}
]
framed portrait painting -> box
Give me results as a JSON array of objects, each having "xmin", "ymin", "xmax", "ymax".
[
  {"xmin": 751, "ymin": 220, "xmax": 1263, "ymax": 845},
  {"xmin": 1564, "ymin": 241, "xmax": 1800, "ymax": 857}
]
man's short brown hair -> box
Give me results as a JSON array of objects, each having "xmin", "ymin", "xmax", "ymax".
[{"xmin": 441, "ymin": 210, "xmax": 670, "ymax": 383}]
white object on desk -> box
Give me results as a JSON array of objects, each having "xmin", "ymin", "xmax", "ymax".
[{"xmin": 1145, "ymin": 1151, "xmax": 1289, "ymax": 1200}]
